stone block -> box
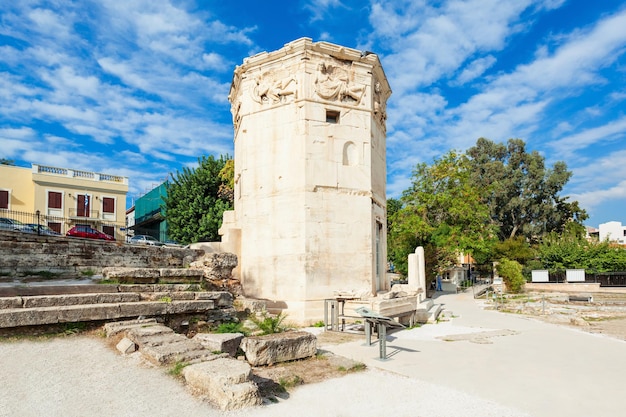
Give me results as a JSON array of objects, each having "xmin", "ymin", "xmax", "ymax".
[
  {"xmin": 140, "ymin": 340, "xmax": 217, "ymax": 365},
  {"xmin": 193, "ymin": 333, "xmax": 244, "ymax": 357},
  {"xmin": 102, "ymin": 267, "xmax": 160, "ymax": 280},
  {"xmin": 118, "ymin": 301, "xmax": 169, "ymax": 317},
  {"xmin": 240, "ymin": 331, "xmax": 317, "ymax": 366},
  {"xmin": 182, "ymin": 358, "xmax": 261, "ymax": 410},
  {"xmin": 117, "ymin": 284, "xmax": 156, "ymax": 293},
  {"xmin": 22, "ymin": 293, "xmax": 140, "ymax": 308},
  {"xmin": 103, "ymin": 318, "xmax": 158, "ymax": 337},
  {"xmin": 56, "ymin": 304, "xmax": 121, "ymax": 323},
  {"xmin": 140, "ymin": 292, "xmax": 196, "ymax": 301},
  {"xmin": 158, "ymin": 268, "xmax": 204, "ymax": 283},
  {"xmin": 116, "ymin": 337, "xmax": 137, "ymax": 354},
  {"xmin": 0, "ymin": 308, "xmax": 58, "ymax": 328},
  {"xmin": 166, "ymin": 300, "xmax": 215, "ymax": 314},
  {"xmin": 195, "ymin": 291, "xmax": 233, "ymax": 307},
  {"xmin": 0, "ymin": 297, "xmax": 22, "ymax": 309}
]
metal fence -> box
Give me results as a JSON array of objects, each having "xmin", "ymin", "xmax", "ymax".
[
  {"xmin": 536, "ymin": 269, "xmax": 626, "ymax": 287},
  {"xmin": 586, "ymin": 271, "xmax": 626, "ymax": 287},
  {"xmin": 0, "ymin": 209, "xmax": 124, "ymax": 238}
]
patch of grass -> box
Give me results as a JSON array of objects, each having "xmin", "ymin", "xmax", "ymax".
[
  {"xmin": 159, "ymin": 296, "xmax": 172, "ymax": 303},
  {"xmin": 168, "ymin": 361, "xmax": 190, "ymax": 378},
  {"xmin": 80, "ymin": 269, "xmax": 96, "ymax": 277},
  {"xmin": 338, "ymin": 362, "xmax": 366, "ymax": 373},
  {"xmin": 312, "ymin": 320, "xmax": 325, "ymax": 328},
  {"xmin": 278, "ymin": 375, "xmax": 303, "ymax": 390},
  {"xmin": 584, "ymin": 315, "xmax": 626, "ymax": 322},
  {"xmin": 62, "ymin": 322, "xmax": 87, "ymax": 335},
  {"xmin": 216, "ymin": 321, "xmax": 247, "ymax": 335},
  {"xmin": 20, "ymin": 270, "xmax": 58, "ymax": 279},
  {"xmin": 97, "ymin": 279, "xmax": 119, "ymax": 285}
]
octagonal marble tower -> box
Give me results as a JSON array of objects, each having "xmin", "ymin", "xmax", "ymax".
[{"xmin": 221, "ymin": 38, "xmax": 392, "ymax": 322}]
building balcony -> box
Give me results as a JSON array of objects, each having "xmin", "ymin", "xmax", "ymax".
[
  {"xmin": 32, "ymin": 164, "xmax": 129, "ymax": 185},
  {"xmin": 68, "ymin": 208, "xmax": 100, "ymax": 219}
]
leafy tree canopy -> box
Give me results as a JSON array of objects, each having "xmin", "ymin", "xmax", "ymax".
[
  {"xmin": 164, "ymin": 154, "xmax": 233, "ymax": 244},
  {"xmin": 538, "ymin": 233, "xmax": 626, "ymax": 273},
  {"xmin": 388, "ymin": 138, "xmax": 589, "ymax": 276},
  {"xmin": 388, "ymin": 151, "xmax": 497, "ymax": 276},
  {"xmin": 467, "ymin": 138, "xmax": 587, "ymax": 241},
  {"xmin": 1, "ymin": 158, "xmax": 15, "ymax": 165}
]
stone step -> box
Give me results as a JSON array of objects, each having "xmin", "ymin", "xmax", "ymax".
[
  {"xmin": 106, "ymin": 319, "xmax": 259, "ymax": 410},
  {"xmin": 0, "ymin": 290, "xmax": 233, "ymax": 310},
  {"xmin": 0, "ymin": 299, "xmax": 217, "ymax": 328},
  {"xmin": 102, "ymin": 267, "xmax": 204, "ymax": 284},
  {"xmin": 0, "ymin": 283, "xmax": 204, "ymax": 297},
  {"xmin": 426, "ymin": 303, "xmax": 443, "ymax": 324}
]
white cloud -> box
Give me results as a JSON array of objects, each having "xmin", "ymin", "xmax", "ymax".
[
  {"xmin": 27, "ymin": 7, "xmax": 73, "ymax": 40},
  {"xmin": 304, "ymin": 0, "xmax": 346, "ymax": 22},
  {"xmin": 570, "ymin": 179, "xmax": 626, "ymax": 211},
  {"xmin": 549, "ymin": 116, "xmax": 626, "ymax": 158},
  {"xmin": 202, "ymin": 53, "xmax": 229, "ymax": 71},
  {"xmin": 372, "ymin": 0, "xmax": 533, "ymax": 92},
  {"xmin": 452, "ymin": 55, "xmax": 497, "ymax": 85}
]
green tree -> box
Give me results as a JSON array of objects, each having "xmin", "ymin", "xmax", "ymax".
[
  {"xmin": 496, "ymin": 258, "xmax": 525, "ymax": 293},
  {"xmin": 466, "ymin": 138, "xmax": 587, "ymax": 241},
  {"xmin": 538, "ymin": 233, "xmax": 626, "ymax": 273},
  {"xmin": 388, "ymin": 151, "xmax": 497, "ymax": 276},
  {"xmin": 493, "ymin": 236, "xmax": 535, "ymax": 265},
  {"xmin": 1, "ymin": 158, "xmax": 15, "ymax": 165},
  {"xmin": 165, "ymin": 155, "xmax": 233, "ymax": 244}
]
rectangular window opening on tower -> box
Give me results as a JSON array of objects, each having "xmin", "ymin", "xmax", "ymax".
[{"xmin": 326, "ymin": 110, "xmax": 340, "ymax": 124}]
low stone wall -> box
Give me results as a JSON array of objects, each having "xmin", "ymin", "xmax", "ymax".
[
  {"xmin": 0, "ymin": 231, "xmax": 202, "ymax": 278},
  {"xmin": 525, "ymin": 283, "xmax": 601, "ymax": 292}
]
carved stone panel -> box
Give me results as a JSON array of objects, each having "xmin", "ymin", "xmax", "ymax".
[{"xmin": 314, "ymin": 59, "xmax": 365, "ymax": 105}]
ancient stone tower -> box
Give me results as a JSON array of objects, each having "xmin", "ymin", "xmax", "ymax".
[{"xmin": 221, "ymin": 38, "xmax": 391, "ymax": 322}]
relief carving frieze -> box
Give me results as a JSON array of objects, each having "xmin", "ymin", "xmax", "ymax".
[
  {"xmin": 373, "ymin": 78, "xmax": 390, "ymax": 130},
  {"xmin": 251, "ymin": 70, "xmax": 297, "ymax": 105},
  {"xmin": 314, "ymin": 60, "xmax": 364, "ymax": 105}
]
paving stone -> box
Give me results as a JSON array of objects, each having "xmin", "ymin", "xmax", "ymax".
[
  {"xmin": 193, "ymin": 332, "xmax": 244, "ymax": 357},
  {"xmin": 182, "ymin": 358, "xmax": 261, "ymax": 410},
  {"xmin": 104, "ymin": 318, "xmax": 159, "ymax": 337},
  {"xmin": 0, "ymin": 297, "xmax": 22, "ymax": 309},
  {"xmin": 141, "ymin": 340, "xmax": 219, "ymax": 365},
  {"xmin": 240, "ymin": 331, "xmax": 317, "ymax": 366},
  {"xmin": 116, "ymin": 337, "xmax": 137, "ymax": 354}
]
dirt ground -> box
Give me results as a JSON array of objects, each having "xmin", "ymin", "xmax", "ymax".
[{"xmin": 483, "ymin": 291, "xmax": 626, "ymax": 342}]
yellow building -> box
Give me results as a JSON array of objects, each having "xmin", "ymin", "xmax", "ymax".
[{"xmin": 0, "ymin": 163, "xmax": 128, "ymax": 240}]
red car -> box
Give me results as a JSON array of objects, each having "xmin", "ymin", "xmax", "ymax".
[{"xmin": 66, "ymin": 225, "xmax": 115, "ymax": 241}]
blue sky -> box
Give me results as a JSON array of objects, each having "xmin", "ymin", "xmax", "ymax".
[{"xmin": 1, "ymin": 0, "xmax": 625, "ymax": 227}]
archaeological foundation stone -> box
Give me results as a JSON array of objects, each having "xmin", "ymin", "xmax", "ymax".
[
  {"xmin": 182, "ymin": 358, "xmax": 261, "ymax": 410},
  {"xmin": 240, "ymin": 331, "xmax": 317, "ymax": 366}
]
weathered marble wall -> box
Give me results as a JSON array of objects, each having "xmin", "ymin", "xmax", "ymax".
[{"xmin": 0, "ymin": 231, "xmax": 202, "ymax": 278}]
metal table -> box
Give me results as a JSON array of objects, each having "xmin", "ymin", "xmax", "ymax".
[{"xmin": 355, "ymin": 306, "xmax": 405, "ymax": 360}]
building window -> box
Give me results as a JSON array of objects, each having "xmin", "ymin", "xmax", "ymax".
[
  {"xmin": 102, "ymin": 225, "xmax": 115, "ymax": 237},
  {"xmin": 103, "ymin": 197, "xmax": 115, "ymax": 214},
  {"xmin": 48, "ymin": 222, "xmax": 62, "ymax": 234},
  {"xmin": 48, "ymin": 191, "xmax": 62, "ymax": 209},
  {"xmin": 0, "ymin": 190, "xmax": 8, "ymax": 210},
  {"xmin": 326, "ymin": 110, "xmax": 340, "ymax": 123},
  {"xmin": 77, "ymin": 194, "xmax": 90, "ymax": 217}
]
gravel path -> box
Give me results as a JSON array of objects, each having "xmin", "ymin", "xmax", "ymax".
[{"xmin": 0, "ymin": 336, "xmax": 531, "ymax": 417}]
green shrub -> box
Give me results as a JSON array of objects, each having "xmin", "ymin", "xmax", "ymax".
[
  {"xmin": 496, "ymin": 258, "xmax": 525, "ymax": 294},
  {"xmin": 250, "ymin": 311, "xmax": 287, "ymax": 335},
  {"xmin": 216, "ymin": 321, "xmax": 246, "ymax": 335}
]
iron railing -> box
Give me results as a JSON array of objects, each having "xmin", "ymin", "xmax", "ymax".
[{"xmin": 0, "ymin": 208, "xmax": 123, "ymax": 238}]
